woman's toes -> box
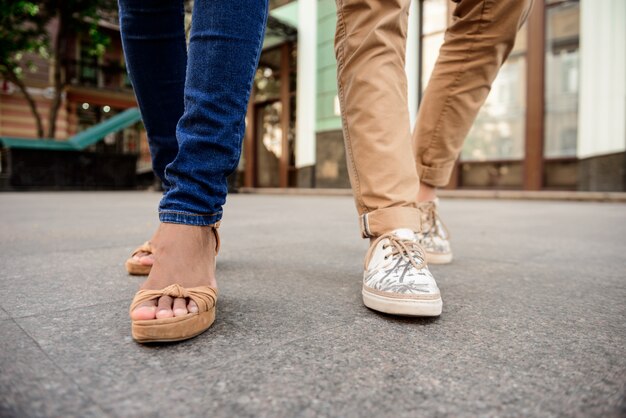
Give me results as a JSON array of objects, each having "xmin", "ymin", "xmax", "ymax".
[
  {"xmin": 156, "ymin": 296, "xmax": 174, "ymax": 319},
  {"xmin": 173, "ymin": 297, "xmax": 188, "ymax": 317},
  {"xmin": 138, "ymin": 254, "xmax": 155, "ymax": 266},
  {"xmin": 187, "ymin": 300, "xmax": 199, "ymax": 314},
  {"xmin": 133, "ymin": 252, "xmax": 155, "ymax": 266},
  {"xmin": 131, "ymin": 300, "xmax": 157, "ymax": 320}
]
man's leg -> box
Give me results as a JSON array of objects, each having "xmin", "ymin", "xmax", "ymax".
[
  {"xmin": 120, "ymin": 0, "xmax": 268, "ymax": 335},
  {"xmin": 413, "ymin": 0, "xmax": 534, "ymax": 263},
  {"xmin": 335, "ymin": 0, "xmax": 442, "ymax": 316},
  {"xmin": 335, "ymin": 0, "xmax": 420, "ymax": 238}
]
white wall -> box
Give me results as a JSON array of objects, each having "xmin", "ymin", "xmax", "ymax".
[
  {"xmin": 295, "ymin": 0, "xmax": 317, "ymax": 168},
  {"xmin": 578, "ymin": 0, "xmax": 626, "ymax": 158}
]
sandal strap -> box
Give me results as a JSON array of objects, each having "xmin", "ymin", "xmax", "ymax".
[
  {"xmin": 210, "ymin": 223, "xmax": 221, "ymax": 255},
  {"xmin": 129, "ymin": 284, "xmax": 218, "ymax": 314},
  {"xmin": 131, "ymin": 242, "xmax": 152, "ymax": 257},
  {"xmin": 131, "ymin": 226, "xmax": 219, "ymax": 258}
]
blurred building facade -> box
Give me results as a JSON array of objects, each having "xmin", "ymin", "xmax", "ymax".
[
  {"xmin": 0, "ymin": 11, "xmax": 151, "ymax": 182},
  {"xmin": 2, "ymin": 0, "xmax": 624, "ymax": 191},
  {"xmin": 244, "ymin": 0, "xmax": 625, "ymax": 191}
]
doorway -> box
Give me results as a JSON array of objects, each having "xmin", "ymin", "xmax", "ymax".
[{"xmin": 243, "ymin": 42, "xmax": 297, "ymax": 188}]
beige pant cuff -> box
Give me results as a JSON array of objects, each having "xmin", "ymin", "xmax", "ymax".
[
  {"xmin": 360, "ymin": 206, "xmax": 421, "ymax": 238},
  {"xmin": 416, "ymin": 163, "xmax": 455, "ymax": 188}
]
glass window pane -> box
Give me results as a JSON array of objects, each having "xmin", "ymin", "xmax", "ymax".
[
  {"xmin": 421, "ymin": 32, "xmax": 445, "ymax": 93},
  {"xmin": 422, "ymin": 0, "xmax": 448, "ymax": 35},
  {"xmin": 256, "ymin": 101, "xmax": 282, "ymax": 187},
  {"xmin": 544, "ymin": 1, "xmax": 580, "ymax": 158},
  {"xmin": 461, "ymin": 24, "xmax": 528, "ymax": 162},
  {"xmin": 254, "ymin": 48, "xmax": 282, "ymax": 102}
]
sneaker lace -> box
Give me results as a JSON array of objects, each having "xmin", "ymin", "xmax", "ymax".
[
  {"xmin": 421, "ymin": 202, "xmax": 450, "ymax": 239},
  {"xmin": 366, "ymin": 233, "xmax": 427, "ymax": 271}
]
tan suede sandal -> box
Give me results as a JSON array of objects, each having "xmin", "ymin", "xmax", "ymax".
[
  {"xmin": 130, "ymin": 284, "xmax": 218, "ymax": 343},
  {"xmin": 129, "ymin": 226, "xmax": 220, "ymax": 343},
  {"xmin": 125, "ymin": 242, "xmax": 153, "ymax": 276}
]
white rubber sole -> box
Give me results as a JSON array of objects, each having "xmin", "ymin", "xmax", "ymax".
[
  {"xmin": 362, "ymin": 288, "xmax": 442, "ymax": 317},
  {"xmin": 425, "ymin": 251, "xmax": 453, "ymax": 265}
]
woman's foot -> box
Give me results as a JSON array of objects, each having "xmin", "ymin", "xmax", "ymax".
[
  {"xmin": 130, "ymin": 223, "xmax": 218, "ymax": 320},
  {"xmin": 125, "ymin": 241, "xmax": 155, "ymax": 275},
  {"xmin": 131, "ymin": 249, "xmax": 155, "ymax": 267}
]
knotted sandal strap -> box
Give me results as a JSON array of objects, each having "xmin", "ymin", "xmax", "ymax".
[
  {"xmin": 130, "ymin": 241, "xmax": 152, "ymax": 257},
  {"xmin": 129, "ymin": 284, "xmax": 218, "ymax": 314}
]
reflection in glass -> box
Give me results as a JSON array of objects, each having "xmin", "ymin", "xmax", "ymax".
[
  {"xmin": 544, "ymin": 1, "xmax": 579, "ymax": 158},
  {"xmin": 254, "ymin": 47, "xmax": 282, "ymax": 103},
  {"xmin": 256, "ymin": 102, "xmax": 282, "ymax": 187}
]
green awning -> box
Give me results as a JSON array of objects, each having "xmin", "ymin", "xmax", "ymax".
[{"xmin": 0, "ymin": 107, "xmax": 142, "ymax": 151}]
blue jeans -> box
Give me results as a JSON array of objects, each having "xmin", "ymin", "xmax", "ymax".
[{"xmin": 118, "ymin": 0, "xmax": 268, "ymax": 226}]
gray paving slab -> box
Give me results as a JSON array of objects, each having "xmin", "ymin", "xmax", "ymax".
[
  {"xmin": 0, "ymin": 320, "xmax": 105, "ymax": 418},
  {"xmin": 0, "ymin": 191, "xmax": 162, "ymax": 258},
  {"xmin": 113, "ymin": 311, "xmax": 623, "ymax": 418},
  {"xmin": 14, "ymin": 294, "xmax": 355, "ymax": 414},
  {"xmin": 0, "ymin": 306, "xmax": 10, "ymax": 321},
  {"xmin": 0, "ymin": 192, "xmax": 625, "ymax": 417},
  {"xmin": 0, "ymin": 247, "xmax": 138, "ymax": 318}
]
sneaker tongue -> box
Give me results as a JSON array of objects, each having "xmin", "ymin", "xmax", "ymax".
[{"xmin": 391, "ymin": 228, "xmax": 415, "ymax": 241}]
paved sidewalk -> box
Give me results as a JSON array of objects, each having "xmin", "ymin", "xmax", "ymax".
[{"xmin": 0, "ymin": 192, "xmax": 624, "ymax": 417}]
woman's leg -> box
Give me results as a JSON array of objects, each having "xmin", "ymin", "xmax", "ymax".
[
  {"xmin": 122, "ymin": 0, "xmax": 268, "ymax": 320},
  {"xmin": 118, "ymin": 0, "xmax": 188, "ymax": 271},
  {"xmin": 159, "ymin": 1, "xmax": 268, "ymax": 224},
  {"xmin": 118, "ymin": 0, "xmax": 186, "ymax": 188}
]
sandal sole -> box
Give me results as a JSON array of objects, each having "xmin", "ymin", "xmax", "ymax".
[
  {"xmin": 131, "ymin": 308, "xmax": 216, "ymax": 343},
  {"xmin": 125, "ymin": 260, "xmax": 152, "ymax": 276}
]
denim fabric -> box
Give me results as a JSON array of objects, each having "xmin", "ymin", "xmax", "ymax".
[{"xmin": 118, "ymin": 0, "xmax": 268, "ymax": 225}]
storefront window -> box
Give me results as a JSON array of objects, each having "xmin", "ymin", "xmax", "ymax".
[
  {"xmin": 544, "ymin": 0, "xmax": 579, "ymax": 158},
  {"xmin": 254, "ymin": 47, "xmax": 282, "ymax": 103}
]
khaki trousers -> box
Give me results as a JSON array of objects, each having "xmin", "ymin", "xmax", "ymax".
[{"xmin": 335, "ymin": 0, "xmax": 533, "ymax": 238}]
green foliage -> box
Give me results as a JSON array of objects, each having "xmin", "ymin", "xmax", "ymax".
[
  {"xmin": 1, "ymin": 0, "xmax": 119, "ymax": 137},
  {"xmin": 0, "ymin": 0, "xmax": 48, "ymax": 78},
  {"xmin": 0, "ymin": 0, "xmax": 118, "ymax": 79},
  {"xmin": 49, "ymin": 0, "xmax": 118, "ymax": 56}
]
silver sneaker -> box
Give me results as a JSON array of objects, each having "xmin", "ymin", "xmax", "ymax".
[
  {"xmin": 416, "ymin": 198, "xmax": 452, "ymax": 264},
  {"xmin": 362, "ymin": 228, "xmax": 442, "ymax": 316}
]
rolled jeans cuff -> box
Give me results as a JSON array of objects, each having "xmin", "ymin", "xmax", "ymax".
[
  {"xmin": 159, "ymin": 210, "xmax": 222, "ymax": 227},
  {"xmin": 416, "ymin": 162, "xmax": 456, "ymax": 188},
  {"xmin": 360, "ymin": 206, "xmax": 421, "ymax": 238}
]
